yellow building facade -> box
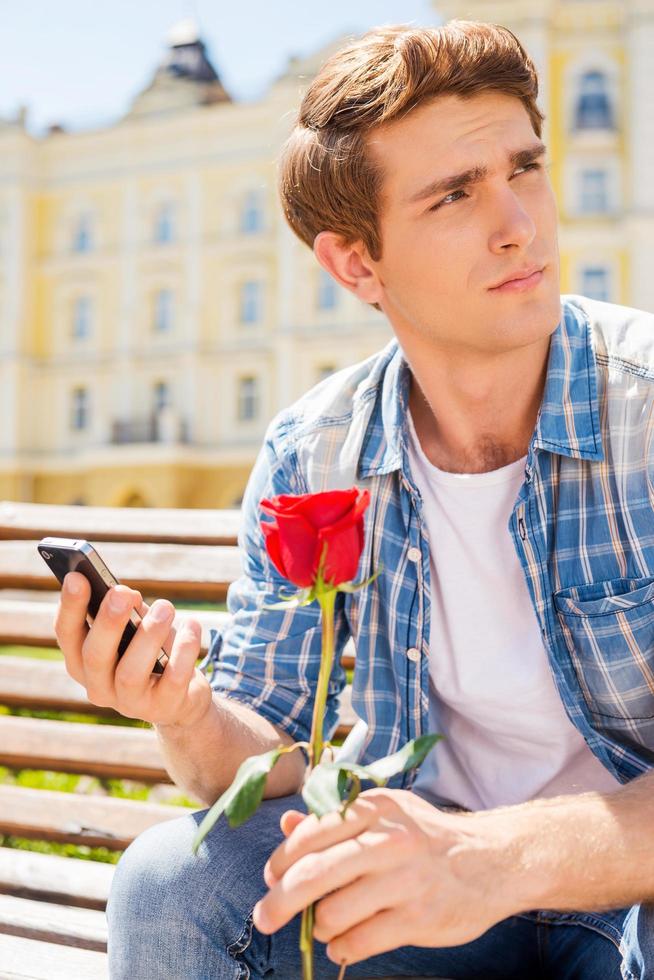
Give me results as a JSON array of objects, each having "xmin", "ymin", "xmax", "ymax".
[
  {"xmin": 0, "ymin": 24, "xmax": 391, "ymax": 508},
  {"xmin": 1, "ymin": 5, "xmax": 652, "ymax": 507}
]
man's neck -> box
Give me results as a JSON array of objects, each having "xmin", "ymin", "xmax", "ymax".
[{"xmin": 406, "ymin": 335, "xmax": 551, "ymax": 475}]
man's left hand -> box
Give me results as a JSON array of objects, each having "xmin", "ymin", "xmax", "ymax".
[{"xmin": 252, "ymin": 787, "xmax": 531, "ymax": 966}]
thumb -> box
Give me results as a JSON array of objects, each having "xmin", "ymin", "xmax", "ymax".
[{"xmin": 280, "ymin": 809, "xmax": 307, "ymax": 837}]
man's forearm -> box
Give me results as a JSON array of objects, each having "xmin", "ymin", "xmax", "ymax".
[
  {"xmin": 478, "ymin": 768, "xmax": 654, "ymax": 914},
  {"xmin": 154, "ymin": 693, "xmax": 306, "ymax": 807}
]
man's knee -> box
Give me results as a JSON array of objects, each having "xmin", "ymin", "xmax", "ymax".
[
  {"xmin": 107, "ymin": 811, "xmax": 206, "ymax": 932},
  {"xmin": 107, "ymin": 794, "xmax": 303, "ymax": 940}
]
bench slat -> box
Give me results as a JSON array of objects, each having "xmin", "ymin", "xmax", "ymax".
[
  {"xmin": 0, "ymin": 501, "xmax": 240, "ymax": 546},
  {"xmin": 0, "ymin": 599, "xmax": 231, "ymax": 652},
  {"xmin": 0, "ymin": 716, "xmax": 171, "ymax": 783},
  {"xmin": 0, "ymin": 541, "xmax": 242, "ymax": 601},
  {"xmin": 0, "ymin": 600, "xmax": 356, "ymax": 670},
  {"xmin": 0, "ymin": 653, "xmax": 358, "ymax": 720},
  {"xmin": 0, "ymin": 932, "xmax": 108, "ymax": 979},
  {"xmin": 0, "ymin": 894, "xmax": 107, "ymax": 951},
  {"xmin": 0, "ymin": 785, "xmax": 194, "ymax": 850},
  {"xmin": 0, "ymin": 848, "xmax": 114, "ymax": 910}
]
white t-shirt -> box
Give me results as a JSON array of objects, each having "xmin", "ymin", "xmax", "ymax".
[{"xmin": 407, "ymin": 409, "xmax": 622, "ymax": 811}]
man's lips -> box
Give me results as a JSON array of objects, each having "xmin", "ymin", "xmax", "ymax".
[{"xmin": 488, "ymin": 265, "xmax": 545, "ymax": 292}]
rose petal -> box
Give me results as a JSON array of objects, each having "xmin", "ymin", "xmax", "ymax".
[
  {"xmin": 295, "ymin": 488, "xmax": 360, "ymax": 527},
  {"xmin": 270, "ymin": 511, "xmax": 321, "ymax": 587}
]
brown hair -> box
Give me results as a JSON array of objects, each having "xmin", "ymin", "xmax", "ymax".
[{"xmin": 278, "ymin": 21, "xmax": 544, "ymax": 264}]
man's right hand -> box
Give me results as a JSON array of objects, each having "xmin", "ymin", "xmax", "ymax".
[{"xmin": 54, "ymin": 571, "xmax": 214, "ymax": 729}]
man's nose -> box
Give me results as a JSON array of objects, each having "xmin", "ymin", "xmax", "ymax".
[{"xmin": 488, "ymin": 188, "xmax": 536, "ymax": 252}]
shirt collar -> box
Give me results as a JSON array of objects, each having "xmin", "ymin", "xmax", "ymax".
[{"xmin": 357, "ymin": 295, "xmax": 604, "ymax": 480}]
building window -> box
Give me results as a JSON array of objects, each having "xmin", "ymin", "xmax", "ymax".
[
  {"xmin": 239, "ymin": 280, "xmax": 262, "ymax": 324},
  {"xmin": 72, "ymin": 214, "xmax": 93, "ymax": 253},
  {"xmin": 240, "ymin": 191, "xmax": 263, "ymax": 234},
  {"xmin": 317, "ymin": 364, "xmax": 337, "ymax": 382},
  {"xmin": 580, "ymin": 169, "xmax": 609, "ymax": 213},
  {"xmin": 316, "ymin": 269, "xmax": 338, "ymax": 311},
  {"xmin": 575, "ymin": 71, "xmax": 614, "ymax": 131},
  {"xmin": 71, "ymin": 387, "xmax": 89, "ymax": 431},
  {"xmin": 154, "ymin": 203, "xmax": 175, "ymax": 244},
  {"xmin": 237, "ymin": 376, "xmax": 260, "ymax": 422},
  {"xmin": 153, "ymin": 288, "xmax": 174, "ymax": 332},
  {"xmin": 581, "ymin": 266, "xmax": 610, "ymax": 302},
  {"xmin": 72, "ymin": 295, "xmax": 92, "ymax": 339},
  {"xmin": 153, "ymin": 380, "xmax": 172, "ymax": 412}
]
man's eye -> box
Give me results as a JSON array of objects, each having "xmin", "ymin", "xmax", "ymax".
[
  {"xmin": 429, "ymin": 190, "xmax": 466, "ymax": 212},
  {"xmin": 429, "ymin": 162, "xmax": 543, "ymax": 212}
]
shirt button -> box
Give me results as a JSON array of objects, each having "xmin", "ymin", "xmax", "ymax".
[
  {"xmin": 406, "ymin": 647, "xmax": 420, "ymax": 662},
  {"xmin": 407, "ymin": 547, "xmax": 421, "ymax": 562}
]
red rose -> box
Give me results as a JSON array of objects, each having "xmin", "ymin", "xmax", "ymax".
[{"xmin": 260, "ymin": 487, "xmax": 370, "ymax": 588}]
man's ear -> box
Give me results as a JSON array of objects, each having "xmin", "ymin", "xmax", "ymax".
[{"xmin": 313, "ymin": 231, "xmax": 383, "ymax": 307}]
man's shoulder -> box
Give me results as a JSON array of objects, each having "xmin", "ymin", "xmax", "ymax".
[
  {"xmin": 563, "ymin": 293, "xmax": 654, "ymax": 379},
  {"xmin": 264, "ymin": 339, "xmax": 400, "ymax": 453}
]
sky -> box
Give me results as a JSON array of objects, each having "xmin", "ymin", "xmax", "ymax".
[{"xmin": 2, "ymin": 0, "xmax": 443, "ymax": 136}]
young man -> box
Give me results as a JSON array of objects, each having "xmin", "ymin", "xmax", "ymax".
[{"xmin": 55, "ymin": 21, "xmax": 654, "ymax": 980}]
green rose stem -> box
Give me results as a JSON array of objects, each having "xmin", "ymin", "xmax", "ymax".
[{"xmin": 300, "ymin": 584, "xmax": 338, "ymax": 980}]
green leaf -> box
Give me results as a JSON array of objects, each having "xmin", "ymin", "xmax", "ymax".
[
  {"xmin": 336, "ymin": 565, "xmax": 383, "ymax": 594},
  {"xmin": 343, "ymin": 733, "xmax": 442, "ymax": 783},
  {"xmin": 263, "ymin": 587, "xmax": 315, "ymax": 611},
  {"xmin": 301, "ymin": 764, "xmax": 349, "ymax": 818},
  {"xmin": 308, "ymin": 733, "xmax": 442, "ymax": 799},
  {"xmin": 192, "ymin": 748, "xmax": 283, "ymax": 852}
]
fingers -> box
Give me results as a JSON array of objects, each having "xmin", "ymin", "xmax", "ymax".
[
  {"xmin": 82, "ymin": 584, "xmax": 143, "ymax": 707},
  {"xmin": 280, "ymin": 810, "xmax": 306, "ymax": 838},
  {"xmin": 265, "ymin": 794, "xmax": 380, "ymax": 883},
  {"xmin": 54, "ymin": 572, "xmax": 92, "ymax": 684},
  {"xmin": 326, "ymin": 906, "xmax": 412, "ymax": 968},
  {"xmin": 255, "ymin": 833, "xmax": 396, "ymax": 934},
  {"xmin": 313, "ymin": 866, "xmax": 410, "ymax": 945},
  {"xmin": 263, "ymin": 811, "xmax": 307, "ymax": 887},
  {"xmin": 112, "ymin": 598, "xmax": 177, "ymax": 711},
  {"xmin": 146, "ymin": 617, "xmax": 205, "ymax": 725}
]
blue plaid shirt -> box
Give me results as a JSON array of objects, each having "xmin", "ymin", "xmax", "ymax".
[{"xmin": 207, "ymin": 294, "xmax": 654, "ymax": 797}]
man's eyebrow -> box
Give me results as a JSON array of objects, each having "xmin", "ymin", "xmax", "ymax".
[{"xmin": 406, "ymin": 142, "xmax": 548, "ymax": 205}]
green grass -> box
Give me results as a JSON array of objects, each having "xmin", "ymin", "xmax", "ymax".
[
  {"xmin": 0, "ymin": 644, "xmax": 63, "ymax": 660},
  {"xmin": 0, "ymin": 641, "xmax": 202, "ymax": 861},
  {"xmin": 0, "ymin": 835, "xmax": 124, "ymax": 864}
]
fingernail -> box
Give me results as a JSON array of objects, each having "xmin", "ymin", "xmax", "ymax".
[
  {"xmin": 151, "ymin": 601, "xmax": 174, "ymax": 623},
  {"xmin": 109, "ymin": 591, "xmax": 129, "ymax": 614},
  {"xmin": 65, "ymin": 575, "xmax": 81, "ymax": 595}
]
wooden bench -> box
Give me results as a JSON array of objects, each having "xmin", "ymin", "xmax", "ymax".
[{"xmin": 0, "ymin": 500, "xmax": 360, "ymax": 979}]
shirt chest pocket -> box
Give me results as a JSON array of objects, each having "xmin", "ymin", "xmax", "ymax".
[{"xmin": 553, "ymin": 576, "xmax": 654, "ymax": 723}]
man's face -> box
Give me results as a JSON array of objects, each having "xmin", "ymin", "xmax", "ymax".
[{"xmin": 365, "ymin": 91, "xmax": 561, "ymax": 355}]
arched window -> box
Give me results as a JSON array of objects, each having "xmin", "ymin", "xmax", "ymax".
[
  {"xmin": 240, "ymin": 190, "xmax": 264, "ymax": 234},
  {"xmin": 581, "ymin": 266, "xmax": 610, "ymax": 302},
  {"xmin": 72, "ymin": 295, "xmax": 92, "ymax": 339},
  {"xmin": 575, "ymin": 71, "xmax": 614, "ymax": 130},
  {"xmin": 580, "ymin": 169, "xmax": 609, "ymax": 213},
  {"xmin": 71, "ymin": 387, "xmax": 90, "ymax": 430},
  {"xmin": 237, "ymin": 376, "xmax": 260, "ymax": 421},
  {"xmin": 153, "ymin": 380, "xmax": 172, "ymax": 412},
  {"xmin": 153, "ymin": 289, "xmax": 174, "ymax": 332},
  {"xmin": 154, "ymin": 203, "xmax": 175, "ymax": 244},
  {"xmin": 72, "ymin": 213, "xmax": 93, "ymax": 253},
  {"xmin": 239, "ymin": 281, "xmax": 263, "ymax": 324}
]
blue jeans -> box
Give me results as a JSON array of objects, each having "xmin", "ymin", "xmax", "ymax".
[{"xmin": 106, "ymin": 792, "xmax": 651, "ymax": 979}]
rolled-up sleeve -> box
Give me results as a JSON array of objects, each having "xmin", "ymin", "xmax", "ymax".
[{"xmin": 204, "ymin": 417, "xmax": 350, "ymax": 745}]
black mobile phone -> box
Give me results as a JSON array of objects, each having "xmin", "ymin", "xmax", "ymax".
[{"xmin": 37, "ymin": 536, "xmax": 170, "ymax": 674}]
